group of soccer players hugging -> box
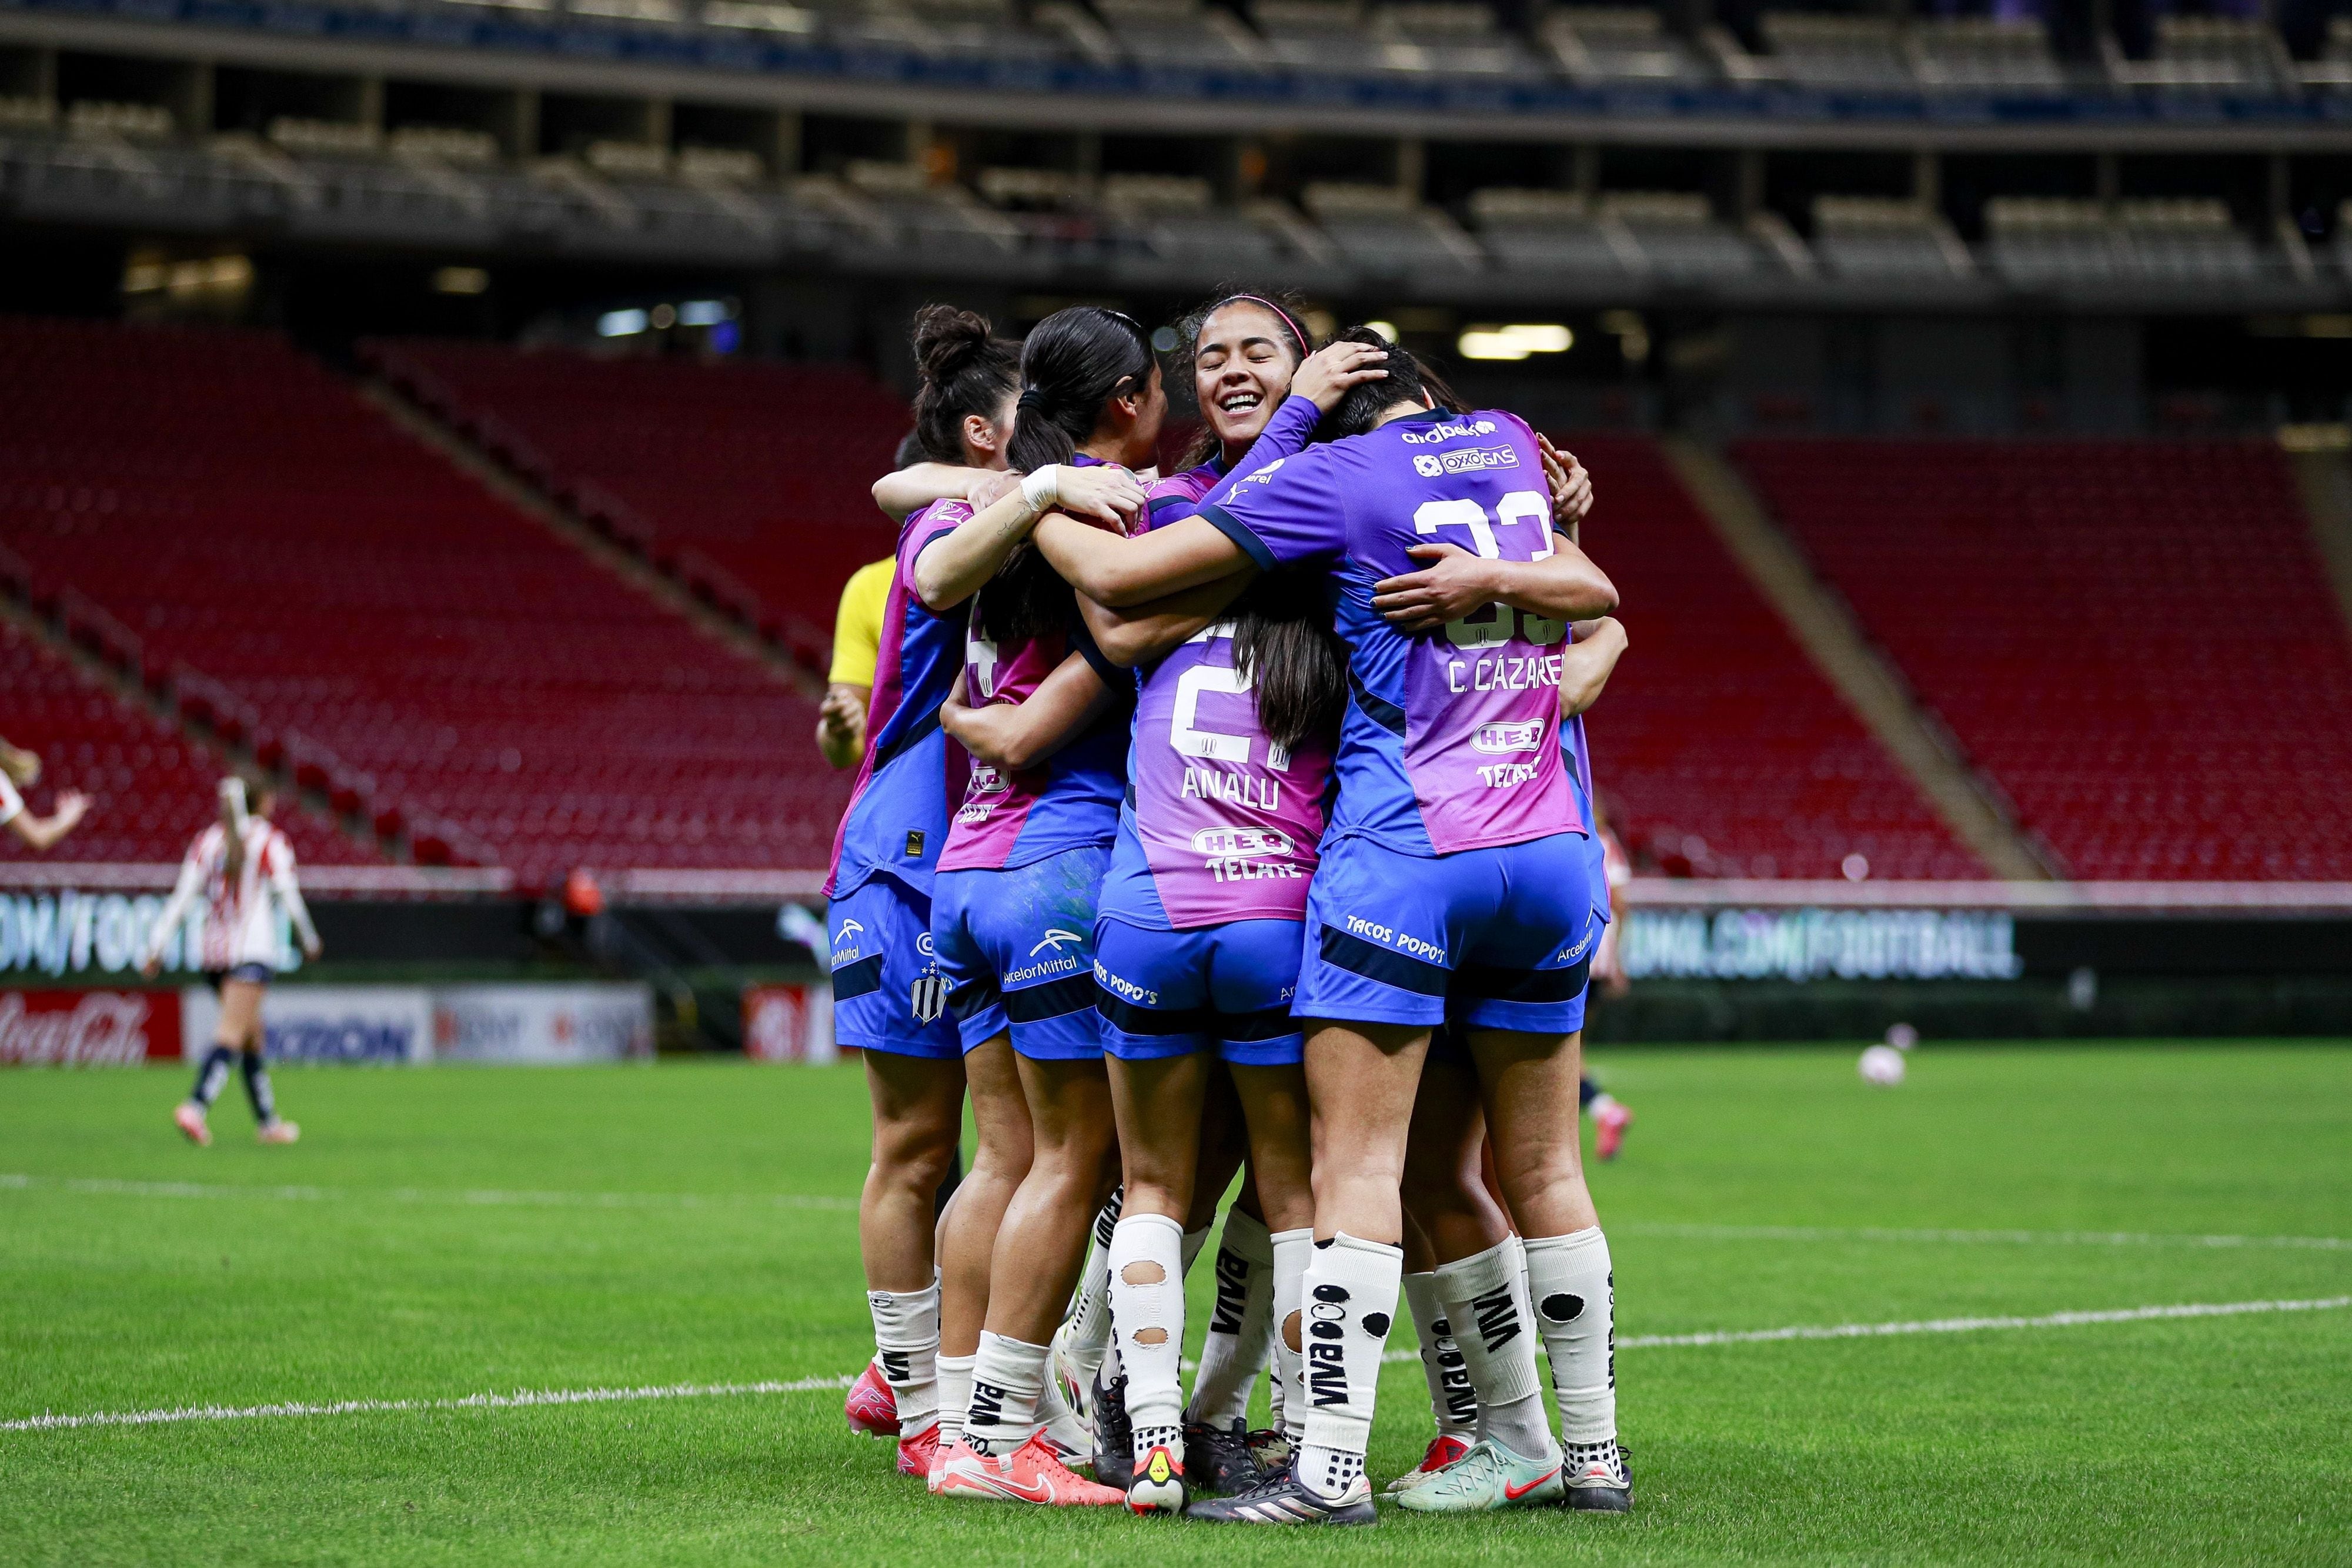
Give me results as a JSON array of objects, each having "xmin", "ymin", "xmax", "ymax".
[{"xmin": 822, "ymin": 288, "xmax": 1632, "ymax": 1524}]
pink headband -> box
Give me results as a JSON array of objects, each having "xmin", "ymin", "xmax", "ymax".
[{"xmin": 1210, "ymin": 294, "xmax": 1310, "ymax": 358}]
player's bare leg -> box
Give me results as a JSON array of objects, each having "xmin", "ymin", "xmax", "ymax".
[
  {"xmin": 938, "ymin": 1056, "xmax": 1122, "ymax": 1506},
  {"xmin": 853, "ymin": 1048, "xmax": 965, "ymax": 1455},
  {"xmin": 1469, "ymin": 1027, "xmax": 1629, "ymax": 1512},
  {"xmin": 1104, "ymin": 1048, "xmax": 1212, "ymax": 1510},
  {"xmin": 931, "ymin": 1036, "xmax": 1028, "ymax": 1479}
]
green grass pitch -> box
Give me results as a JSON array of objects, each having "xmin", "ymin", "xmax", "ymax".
[{"xmin": 3, "ymin": 1044, "xmax": 2348, "ymax": 1566}]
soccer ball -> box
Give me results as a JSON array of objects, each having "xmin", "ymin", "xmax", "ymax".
[
  {"xmin": 1857, "ymin": 1045, "xmax": 1906, "ymax": 1086},
  {"xmin": 1885, "ymin": 1022, "xmax": 1919, "ymax": 1052}
]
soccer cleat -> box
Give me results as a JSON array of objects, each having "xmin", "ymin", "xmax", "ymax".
[
  {"xmin": 256, "ymin": 1120, "xmax": 300, "ymax": 1145},
  {"xmin": 1089, "ymin": 1366, "xmax": 1134, "ymax": 1491},
  {"xmin": 1047, "ymin": 1322, "xmax": 1098, "ymax": 1430},
  {"xmin": 1593, "ymin": 1101, "xmax": 1633, "ymax": 1161},
  {"xmin": 1245, "ymin": 1427, "xmax": 1291, "ymax": 1472},
  {"xmin": 1395, "ymin": 1437, "xmax": 1563, "ymax": 1513},
  {"xmin": 896, "ymin": 1421, "xmax": 942, "ymax": 1479},
  {"xmin": 1562, "ymin": 1442, "xmax": 1635, "ymax": 1513},
  {"xmin": 844, "ymin": 1361, "xmax": 900, "ymax": 1437},
  {"xmin": 1382, "ymin": 1432, "xmax": 1473, "ymax": 1496},
  {"xmin": 1126, "ymin": 1442, "xmax": 1186, "ymax": 1514},
  {"xmin": 173, "ymin": 1103, "xmax": 211, "ymax": 1146},
  {"xmin": 1184, "ymin": 1460, "xmax": 1376, "ymax": 1526},
  {"xmin": 934, "ymin": 1435, "xmax": 1125, "ymax": 1506},
  {"xmin": 1035, "ymin": 1363, "xmax": 1091, "ymax": 1460},
  {"xmin": 1184, "ymin": 1419, "xmax": 1264, "ymax": 1498}
]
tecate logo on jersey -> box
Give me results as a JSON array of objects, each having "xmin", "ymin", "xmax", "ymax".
[
  {"xmin": 1472, "ymin": 720, "xmax": 1546, "ymax": 755},
  {"xmin": 1191, "ymin": 825, "xmax": 1293, "ymax": 860},
  {"xmin": 1400, "ymin": 419, "xmax": 1498, "ymax": 446}
]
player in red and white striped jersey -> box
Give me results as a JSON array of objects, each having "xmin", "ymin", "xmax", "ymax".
[{"xmin": 140, "ymin": 779, "xmax": 323, "ymax": 1146}]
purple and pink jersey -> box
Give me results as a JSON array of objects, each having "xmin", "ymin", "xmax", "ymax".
[
  {"xmin": 1199, "ymin": 406, "xmax": 1586, "ymax": 857},
  {"xmin": 936, "ymin": 460, "xmax": 1135, "ymax": 874},
  {"xmin": 824, "ymin": 499, "xmax": 974, "ymax": 901},
  {"xmin": 1101, "ymin": 394, "xmax": 1334, "ymax": 929}
]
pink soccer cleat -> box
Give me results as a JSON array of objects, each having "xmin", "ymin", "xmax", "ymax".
[
  {"xmin": 844, "ymin": 1361, "xmax": 900, "ymax": 1437},
  {"xmin": 256, "ymin": 1120, "xmax": 300, "ymax": 1145},
  {"xmin": 174, "ymin": 1103, "xmax": 211, "ymax": 1146},
  {"xmin": 934, "ymin": 1435, "xmax": 1125, "ymax": 1506},
  {"xmin": 1593, "ymin": 1101, "xmax": 1633, "ymax": 1161},
  {"xmin": 1384, "ymin": 1432, "xmax": 1472, "ymax": 1496},
  {"xmin": 897, "ymin": 1421, "xmax": 943, "ymax": 1479}
]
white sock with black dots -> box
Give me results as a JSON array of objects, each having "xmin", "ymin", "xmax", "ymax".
[
  {"xmin": 1523, "ymin": 1227, "xmax": 1618, "ymax": 1476},
  {"xmin": 1400, "ymin": 1272, "xmax": 1479, "ymax": 1443},
  {"xmin": 1293, "ymin": 1232, "xmax": 1403, "ymax": 1502}
]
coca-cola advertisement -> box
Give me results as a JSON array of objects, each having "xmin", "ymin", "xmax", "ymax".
[{"xmin": 0, "ymin": 989, "xmax": 182, "ymax": 1065}]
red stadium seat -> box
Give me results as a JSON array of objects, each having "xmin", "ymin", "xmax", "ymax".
[
  {"xmin": 1551, "ymin": 436, "xmax": 1986, "ymax": 880},
  {"xmin": 0, "ymin": 620, "xmax": 372, "ymax": 867},
  {"xmin": 365, "ymin": 339, "xmax": 907, "ymax": 657},
  {"xmin": 0, "ymin": 316, "xmax": 849, "ymax": 884},
  {"xmin": 1733, "ymin": 437, "xmax": 2352, "ymax": 880}
]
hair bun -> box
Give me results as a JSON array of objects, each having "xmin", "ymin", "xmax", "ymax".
[{"xmin": 913, "ymin": 305, "xmax": 995, "ymax": 382}]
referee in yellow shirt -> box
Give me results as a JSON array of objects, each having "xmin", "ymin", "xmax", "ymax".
[{"xmin": 817, "ymin": 556, "xmax": 896, "ymax": 770}]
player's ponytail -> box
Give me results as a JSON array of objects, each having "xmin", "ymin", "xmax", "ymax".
[
  {"xmin": 910, "ymin": 305, "xmax": 1020, "ymax": 465},
  {"xmin": 978, "ymin": 306, "xmax": 1158, "ymax": 646},
  {"xmin": 1231, "ymin": 567, "xmax": 1347, "ymax": 757},
  {"xmin": 1319, "ymin": 326, "xmax": 1432, "ymax": 440}
]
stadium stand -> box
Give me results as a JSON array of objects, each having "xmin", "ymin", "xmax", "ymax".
[
  {"xmin": 0, "ymin": 316, "xmax": 848, "ymax": 882},
  {"xmin": 1554, "ymin": 435, "xmax": 1987, "ymax": 881},
  {"xmin": 1984, "ymin": 197, "xmax": 2268, "ymax": 289},
  {"xmin": 0, "ymin": 618, "xmax": 373, "ymax": 868},
  {"xmin": 1811, "ymin": 197, "xmax": 1975, "ymax": 284},
  {"xmin": 1541, "ymin": 6, "xmax": 1716, "ymax": 85},
  {"xmin": 368, "ymin": 337, "xmax": 906, "ymax": 657},
  {"xmin": 1732, "ymin": 438, "xmax": 2352, "ymax": 880},
  {"xmin": 1301, "ymin": 181, "xmax": 1485, "ymax": 276},
  {"xmin": 1909, "ymin": 18, "xmax": 2069, "ymax": 94}
]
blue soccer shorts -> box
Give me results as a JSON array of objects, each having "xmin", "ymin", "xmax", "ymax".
[
  {"xmin": 930, "ymin": 844, "xmax": 1110, "ymax": 1059},
  {"xmin": 1092, "ymin": 915, "xmax": 1307, "ymax": 1067},
  {"xmin": 827, "ymin": 878, "xmax": 960, "ymax": 1059},
  {"xmin": 1295, "ymin": 830, "xmax": 1598, "ymax": 1036}
]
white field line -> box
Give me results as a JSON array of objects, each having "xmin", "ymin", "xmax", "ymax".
[
  {"xmin": 0, "ymin": 1375, "xmax": 856, "ymax": 1434},
  {"xmin": 1615, "ymin": 1221, "xmax": 2351, "ymax": 1253},
  {"xmin": 1377, "ymin": 1293, "xmax": 2351, "ymax": 1363},
  {"xmin": 10, "ymin": 1297, "xmax": 2346, "ymax": 1436},
  {"xmin": 0, "ymin": 1173, "xmax": 855, "ymax": 1213},
  {"xmin": 8, "ymin": 1178, "xmax": 2344, "ymax": 1254}
]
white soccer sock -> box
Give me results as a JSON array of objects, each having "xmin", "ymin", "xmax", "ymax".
[
  {"xmin": 1188, "ymin": 1208, "xmax": 1275, "ymax": 1430},
  {"xmin": 867, "ymin": 1282, "xmax": 941, "ymax": 1433},
  {"xmin": 1269, "ymin": 1226, "xmax": 1312, "ymax": 1446},
  {"xmin": 1108, "ymin": 1213, "xmax": 1188, "ymax": 1455},
  {"xmin": 1433, "ymin": 1238, "xmax": 1554, "ymax": 1462},
  {"xmin": 1035, "ymin": 1354, "xmax": 1089, "ymax": 1454},
  {"xmin": 1523, "ymin": 1227, "xmax": 1616, "ymax": 1446},
  {"xmin": 1294, "ymin": 1232, "xmax": 1403, "ymax": 1500},
  {"xmin": 1064, "ymin": 1190, "xmax": 1122, "ymax": 1365},
  {"xmin": 964, "ymin": 1331, "xmax": 1050, "ymax": 1457},
  {"xmin": 1400, "ymin": 1272, "xmax": 1478, "ymax": 1442},
  {"xmin": 935, "ymin": 1352, "xmax": 975, "ymax": 1452}
]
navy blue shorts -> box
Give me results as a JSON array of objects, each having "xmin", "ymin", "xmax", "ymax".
[
  {"xmin": 1093, "ymin": 915, "xmax": 1307, "ymax": 1067},
  {"xmin": 1295, "ymin": 831, "xmax": 1598, "ymax": 1036},
  {"xmin": 931, "ymin": 845, "xmax": 1109, "ymax": 1060},
  {"xmin": 827, "ymin": 878, "xmax": 960, "ymax": 1060},
  {"xmin": 203, "ymin": 963, "xmax": 275, "ymax": 992}
]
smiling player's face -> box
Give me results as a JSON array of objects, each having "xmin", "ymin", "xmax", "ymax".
[{"xmin": 1194, "ymin": 303, "xmax": 1298, "ymax": 453}]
